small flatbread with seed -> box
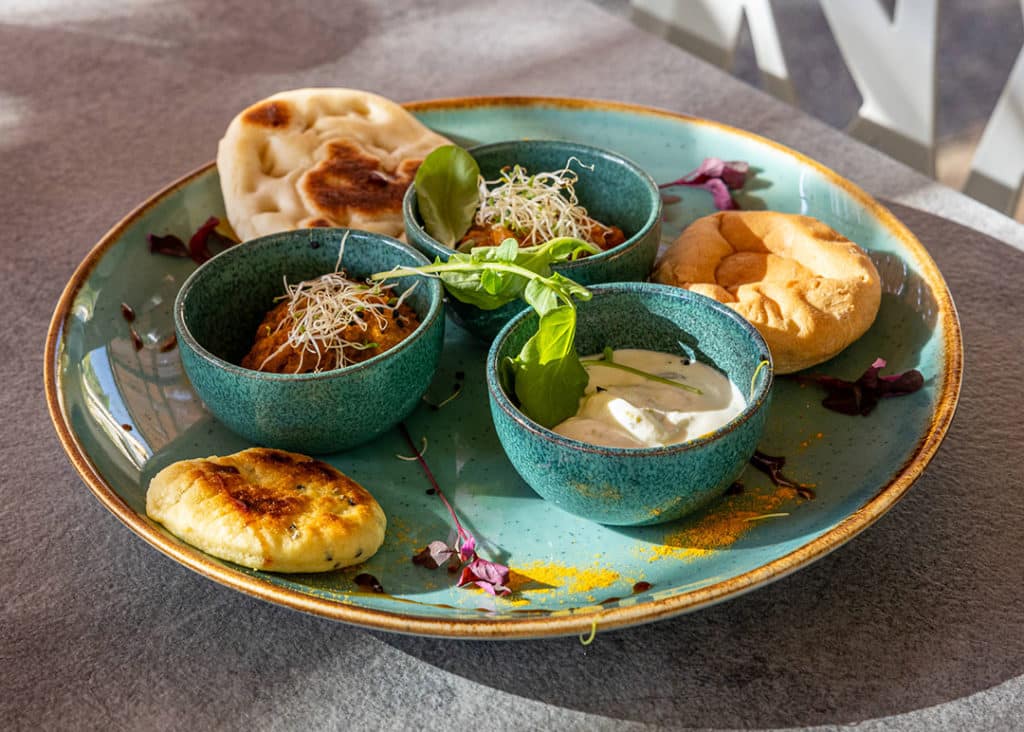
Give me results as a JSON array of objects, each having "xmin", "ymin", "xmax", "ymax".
[
  {"xmin": 146, "ymin": 448, "xmax": 386, "ymax": 573},
  {"xmin": 217, "ymin": 88, "xmax": 450, "ymax": 241}
]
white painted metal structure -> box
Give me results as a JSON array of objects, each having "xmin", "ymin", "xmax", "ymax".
[{"xmin": 630, "ymin": 0, "xmax": 1024, "ymax": 216}]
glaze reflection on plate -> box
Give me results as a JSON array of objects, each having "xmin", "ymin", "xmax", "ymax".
[{"xmin": 45, "ymin": 97, "xmax": 962, "ymax": 639}]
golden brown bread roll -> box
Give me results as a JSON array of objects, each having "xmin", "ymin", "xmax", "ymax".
[
  {"xmin": 652, "ymin": 211, "xmax": 881, "ymax": 374},
  {"xmin": 146, "ymin": 448, "xmax": 386, "ymax": 573}
]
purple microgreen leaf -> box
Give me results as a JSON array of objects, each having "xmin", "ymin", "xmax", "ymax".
[
  {"xmin": 749, "ymin": 450, "xmax": 815, "ymax": 499},
  {"xmin": 188, "ymin": 216, "xmax": 221, "ymax": 264},
  {"xmin": 458, "ymin": 533, "xmax": 477, "ymax": 563},
  {"xmin": 658, "ymin": 158, "xmax": 749, "ymax": 210},
  {"xmin": 457, "ymin": 558, "xmax": 512, "ymax": 596},
  {"xmin": 147, "ymin": 232, "xmax": 189, "ymax": 257},
  {"xmin": 412, "ymin": 540, "xmax": 456, "ymax": 569},
  {"xmin": 795, "ymin": 358, "xmax": 925, "ymax": 416},
  {"xmin": 700, "ymin": 178, "xmax": 738, "ymax": 211}
]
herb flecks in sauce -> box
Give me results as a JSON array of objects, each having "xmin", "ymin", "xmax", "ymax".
[{"xmin": 555, "ymin": 349, "xmax": 744, "ymax": 449}]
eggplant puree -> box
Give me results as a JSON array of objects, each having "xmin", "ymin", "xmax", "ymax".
[
  {"xmin": 241, "ymin": 293, "xmax": 419, "ymax": 374},
  {"xmin": 458, "ymin": 219, "xmax": 626, "ymax": 251}
]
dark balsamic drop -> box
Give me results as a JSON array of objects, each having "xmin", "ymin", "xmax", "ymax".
[
  {"xmin": 632, "ymin": 581, "xmax": 652, "ymax": 594},
  {"xmin": 725, "ymin": 481, "xmax": 744, "ymax": 496},
  {"xmin": 354, "ymin": 573, "xmax": 384, "ymax": 593}
]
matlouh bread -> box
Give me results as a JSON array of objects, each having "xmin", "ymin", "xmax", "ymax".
[
  {"xmin": 217, "ymin": 88, "xmax": 451, "ymax": 241},
  {"xmin": 147, "ymin": 448, "xmax": 386, "ymax": 573},
  {"xmin": 653, "ymin": 211, "xmax": 882, "ymax": 374}
]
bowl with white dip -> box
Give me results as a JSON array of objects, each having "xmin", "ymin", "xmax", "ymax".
[{"xmin": 486, "ymin": 282, "xmax": 773, "ymax": 525}]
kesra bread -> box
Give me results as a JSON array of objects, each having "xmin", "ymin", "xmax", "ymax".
[
  {"xmin": 146, "ymin": 448, "xmax": 386, "ymax": 573},
  {"xmin": 652, "ymin": 211, "xmax": 882, "ymax": 374},
  {"xmin": 217, "ymin": 88, "xmax": 450, "ymax": 241}
]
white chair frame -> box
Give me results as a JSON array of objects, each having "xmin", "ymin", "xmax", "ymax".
[{"xmin": 630, "ymin": 0, "xmax": 1024, "ymax": 216}]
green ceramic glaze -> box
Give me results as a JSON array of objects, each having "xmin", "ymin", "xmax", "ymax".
[
  {"xmin": 46, "ymin": 98, "xmax": 961, "ymax": 638},
  {"xmin": 175, "ymin": 229, "xmax": 445, "ymax": 453},
  {"xmin": 487, "ymin": 284, "xmax": 772, "ymax": 525},
  {"xmin": 403, "ymin": 139, "xmax": 662, "ymax": 341}
]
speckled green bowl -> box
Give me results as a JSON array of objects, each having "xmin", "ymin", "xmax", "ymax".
[
  {"xmin": 487, "ymin": 283, "xmax": 773, "ymax": 526},
  {"xmin": 174, "ymin": 228, "xmax": 445, "ymax": 454},
  {"xmin": 404, "ymin": 139, "xmax": 662, "ymax": 341}
]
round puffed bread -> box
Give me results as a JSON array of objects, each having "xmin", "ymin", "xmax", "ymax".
[
  {"xmin": 652, "ymin": 211, "xmax": 882, "ymax": 374},
  {"xmin": 217, "ymin": 88, "xmax": 451, "ymax": 241},
  {"xmin": 146, "ymin": 448, "xmax": 386, "ymax": 573}
]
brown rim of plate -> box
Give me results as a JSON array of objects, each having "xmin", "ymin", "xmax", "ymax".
[{"xmin": 44, "ymin": 95, "xmax": 963, "ymax": 640}]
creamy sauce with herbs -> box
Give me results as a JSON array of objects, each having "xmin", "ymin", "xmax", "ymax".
[{"xmin": 552, "ymin": 349, "xmax": 746, "ymax": 448}]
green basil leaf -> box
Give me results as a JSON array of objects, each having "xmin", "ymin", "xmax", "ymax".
[
  {"xmin": 498, "ymin": 356, "xmax": 518, "ymax": 399},
  {"xmin": 543, "ymin": 272, "xmax": 593, "ymax": 303},
  {"xmin": 414, "ymin": 145, "xmax": 480, "ymax": 247},
  {"xmin": 512, "ymin": 306, "xmax": 588, "ymax": 427},
  {"xmin": 522, "ymin": 278, "xmax": 560, "ymax": 317}
]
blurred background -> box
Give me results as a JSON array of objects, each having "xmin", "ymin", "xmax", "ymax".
[{"xmin": 593, "ymin": 0, "xmax": 1024, "ymax": 221}]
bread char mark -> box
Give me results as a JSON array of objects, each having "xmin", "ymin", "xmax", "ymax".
[
  {"xmin": 198, "ymin": 452, "xmax": 365, "ymax": 522},
  {"xmin": 195, "ymin": 459, "xmax": 307, "ymax": 521},
  {"xmin": 301, "ymin": 140, "xmax": 421, "ymax": 219},
  {"xmin": 243, "ymin": 101, "xmax": 291, "ymax": 129}
]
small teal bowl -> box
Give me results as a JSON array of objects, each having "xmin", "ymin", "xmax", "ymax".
[
  {"xmin": 174, "ymin": 228, "xmax": 445, "ymax": 454},
  {"xmin": 403, "ymin": 139, "xmax": 662, "ymax": 341},
  {"xmin": 486, "ymin": 283, "xmax": 773, "ymax": 526}
]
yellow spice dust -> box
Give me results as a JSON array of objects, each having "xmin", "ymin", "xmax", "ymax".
[
  {"xmin": 505, "ymin": 561, "xmax": 622, "ymax": 595},
  {"xmin": 645, "ymin": 486, "xmax": 801, "ymax": 563}
]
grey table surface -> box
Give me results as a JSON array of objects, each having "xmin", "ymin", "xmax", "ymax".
[{"xmin": 3, "ymin": 1, "xmax": 1023, "ymax": 729}]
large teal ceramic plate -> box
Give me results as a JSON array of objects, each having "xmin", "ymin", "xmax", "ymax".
[{"xmin": 45, "ymin": 97, "xmax": 962, "ymax": 639}]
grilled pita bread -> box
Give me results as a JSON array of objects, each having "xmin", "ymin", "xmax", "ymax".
[{"xmin": 217, "ymin": 88, "xmax": 450, "ymax": 241}]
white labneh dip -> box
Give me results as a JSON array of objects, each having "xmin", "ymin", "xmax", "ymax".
[{"xmin": 552, "ymin": 349, "xmax": 746, "ymax": 448}]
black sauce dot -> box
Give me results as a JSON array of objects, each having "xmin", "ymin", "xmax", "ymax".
[
  {"xmin": 310, "ymin": 240, "xmax": 321, "ymax": 249},
  {"xmin": 725, "ymin": 481, "xmax": 744, "ymax": 496}
]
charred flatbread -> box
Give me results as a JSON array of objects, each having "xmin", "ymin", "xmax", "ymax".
[{"xmin": 217, "ymin": 88, "xmax": 450, "ymax": 241}]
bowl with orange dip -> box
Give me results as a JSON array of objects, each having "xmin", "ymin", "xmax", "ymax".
[
  {"xmin": 174, "ymin": 228, "xmax": 444, "ymax": 453},
  {"xmin": 403, "ymin": 139, "xmax": 662, "ymax": 341}
]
